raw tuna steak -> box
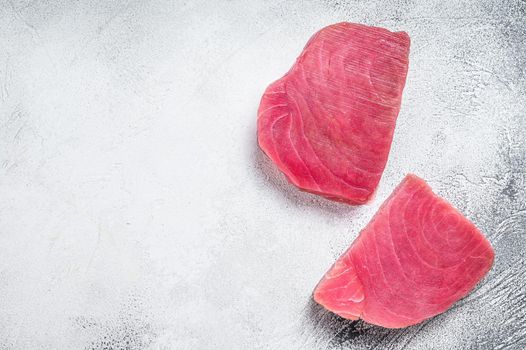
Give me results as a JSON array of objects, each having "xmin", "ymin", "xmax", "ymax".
[
  {"xmin": 257, "ymin": 22, "xmax": 410, "ymax": 204},
  {"xmin": 313, "ymin": 174, "xmax": 494, "ymax": 328}
]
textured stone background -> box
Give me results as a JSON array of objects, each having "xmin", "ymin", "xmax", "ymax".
[{"xmin": 0, "ymin": 0, "xmax": 524, "ymax": 349}]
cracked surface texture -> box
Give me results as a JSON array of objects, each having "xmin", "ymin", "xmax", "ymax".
[{"xmin": 0, "ymin": 0, "xmax": 524, "ymax": 349}]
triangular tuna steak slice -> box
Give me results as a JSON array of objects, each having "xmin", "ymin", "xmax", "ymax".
[
  {"xmin": 314, "ymin": 174, "xmax": 495, "ymax": 328},
  {"xmin": 257, "ymin": 22, "xmax": 410, "ymax": 204}
]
